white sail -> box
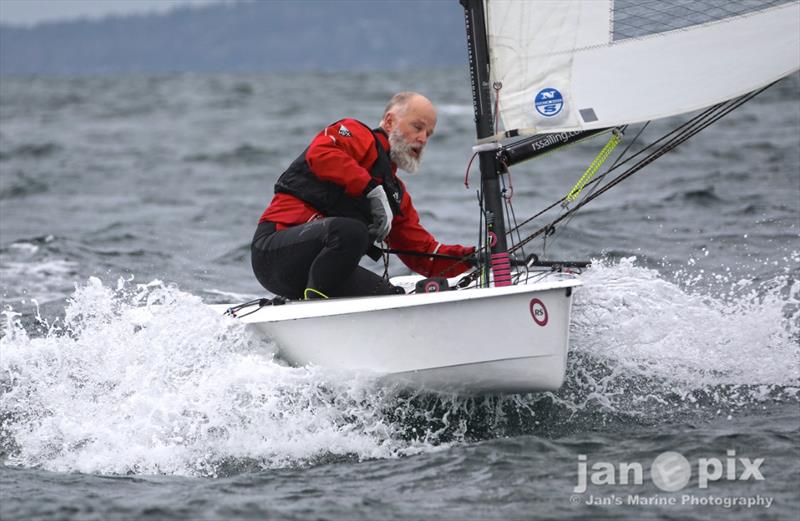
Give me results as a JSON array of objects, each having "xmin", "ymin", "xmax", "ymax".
[{"xmin": 485, "ymin": 0, "xmax": 800, "ymax": 135}]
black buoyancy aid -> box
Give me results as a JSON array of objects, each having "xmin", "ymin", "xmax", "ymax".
[{"xmin": 274, "ymin": 120, "xmax": 404, "ymax": 223}]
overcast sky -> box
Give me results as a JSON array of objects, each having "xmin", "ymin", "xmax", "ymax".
[{"xmin": 0, "ymin": 0, "xmax": 224, "ymax": 26}]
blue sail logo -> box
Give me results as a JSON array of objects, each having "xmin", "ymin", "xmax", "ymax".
[{"xmin": 534, "ymin": 88, "xmax": 564, "ymax": 117}]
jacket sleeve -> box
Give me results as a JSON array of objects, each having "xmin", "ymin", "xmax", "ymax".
[
  {"xmin": 387, "ymin": 188, "xmax": 475, "ymax": 278},
  {"xmin": 305, "ymin": 119, "xmax": 378, "ymax": 197}
]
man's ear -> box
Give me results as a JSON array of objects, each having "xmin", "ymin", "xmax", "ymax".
[{"xmin": 383, "ymin": 112, "xmax": 395, "ymax": 133}]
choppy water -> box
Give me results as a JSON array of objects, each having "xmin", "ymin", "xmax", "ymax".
[{"xmin": 1, "ymin": 69, "xmax": 798, "ymax": 520}]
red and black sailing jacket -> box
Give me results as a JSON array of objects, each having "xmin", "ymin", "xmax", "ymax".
[
  {"xmin": 259, "ymin": 118, "xmax": 473, "ymax": 277},
  {"xmin": 273, "ymin": 119, "xmax": 404, "ymax": 223}
]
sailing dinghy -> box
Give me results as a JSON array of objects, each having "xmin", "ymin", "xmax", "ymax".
[
  {"xmin": 212, "ymin": 272, "xmax": 581, "ymax": 394},
  {"xmin": 215, "ymin": 0, "xmax": 800, "ymax": 395}
]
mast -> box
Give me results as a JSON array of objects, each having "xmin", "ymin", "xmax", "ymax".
[{"xmin": 460, "ymin": 0, "xmax": 512, "ymax": 287}]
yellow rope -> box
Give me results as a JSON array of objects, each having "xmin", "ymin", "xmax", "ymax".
[
  {"xmin": 565, "ymin": 130, "xmax": 622, "ymax": 203},
  {"xmin": 303, "ymin": 288, "xmax": 329, "ymax": 300}
]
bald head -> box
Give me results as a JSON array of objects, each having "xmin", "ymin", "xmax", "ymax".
[{"xmin": 380, "ymin": 92, "xmax": 436, "ymax": 128}]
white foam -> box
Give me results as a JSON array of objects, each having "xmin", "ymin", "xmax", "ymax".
[
  {"xmin": 0, "ymin": 278, "xmax": 436, "ymax": 476},
  {"xmin": 1, "ymin": 260, "xmax": 797, "ymax": 476},
  {"xmin": 575, "ymin": 257, "xmax": 798, "ymax": 383},
  {"xmin": 563, "ymin": 256, "xmax": 800, "ymax": 412}
]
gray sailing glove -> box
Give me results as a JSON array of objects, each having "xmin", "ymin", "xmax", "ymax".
[{"xmin": 366, "ymin": 185, "xmax": 392, "ymax": 242}]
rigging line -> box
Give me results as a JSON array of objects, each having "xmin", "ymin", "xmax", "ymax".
[
  {"xmin": 382, "ymin": 244, "xmax": 391, "ymax": 281},
  {"xmin": 501, "ymin": 158, "xmax": 514, "ymax": 201},
  {"xmin": 396, "ymin": 247, "xmax": 480, "ymax": 283},
  {"xmin": 520, "ymin": 90, "xmax": 736, "ymax": 238},
  {"xmin": 506, "ymin": 194, "xmax": 563, "ymax": 238},
  {"xmin": 513, "ymin": 113, "xmax": 732, "ymax": 251},
  {"xmin": 499, "ymin": 168, "xmax": 533, "ymax": 285},
  {"xmin": 463, "ymin": 151, "xmax": 478, "ymax": 188},
  {"xmin": 564, "ymin": 129, "xmax": 623, "ymax": 203},
  {"xmin": 545, "ymin": 128, "xmax": 628, "ymax": 251},
  {"xmin": 493, "ymin": 82, "xmax": 502, "ymax": 135},
  {"xmin": 505, "ymin": 109, "xmax": 713, "ymax": 237},
  {"xmin": 583, "ymin": 125, "xmax": 638, "ymax": 183},
  {"xmin": 495, "ymin": 130, "xmax": 629, "ymax": 241},
  {"xmin": 505, "ymin": 96, "xmax": 740, "ymax": 240},
  {"xmin": 377, "ymin": 248, "xmax": 472, "ymax": 261},
  {"xmin": 506, "ymin": 181, "xmax": 526, "ymax": 259},
  {"xmin": 526, "ymin": 91, "xmax": 764, "ymax": 249},
  {"xmin": 585, "ymin": 107, "xmax": 714, "ymax": 184},
  {"xmin": 500, "ymin": 171, "xmax": 523, "ymax": 259},
  {"xmin": 477, "ymin": 188, "xmax": 487, "ymax": 287},
  {"xmin": 594, "ymin": 103, "xmax": 724, "ymax": 176},
  {"xmin": 508, "ymin": 86, "xmax": 770, "ymax": 254},
  {"xmin": 499, "ymin": 164, "xmax": 528, "ymax": 263},
  {"xmin": 607, "ymin": 124, "xmax": 639, "ymax": 170},
  {"xmin": 590, "ymin": 88, "xmax": 765, "ymax": 187},
  {"xmin": 502, "ymin": 124, "xmax": 663, "ymax": 239},
  {"xmin": 542, "ymin": 124, "xmax": 640, "ymax": 251}
]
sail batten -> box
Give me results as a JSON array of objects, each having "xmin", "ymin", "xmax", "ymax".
[{"xmin": 486, "ymin": 0, "xmax": 800, "ymax": 135}]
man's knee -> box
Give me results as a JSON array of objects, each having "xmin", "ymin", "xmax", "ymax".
[{"xmin": 326, "ymin": 218, "xmax": 369, "ymax": 253}]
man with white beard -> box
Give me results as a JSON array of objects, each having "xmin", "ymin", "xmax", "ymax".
[{"xmin": 251, "ymin": 91, "xmax": 475, "ymax": 300}]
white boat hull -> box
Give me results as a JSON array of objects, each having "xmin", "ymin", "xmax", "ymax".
[{"xmin": 212, "ymin": 275, "xmax": 581, "ymax": 395}]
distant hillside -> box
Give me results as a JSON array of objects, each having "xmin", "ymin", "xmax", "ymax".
[{"xmin": 0, "ymin": 0, "xmax": 467, "ymax": 76}]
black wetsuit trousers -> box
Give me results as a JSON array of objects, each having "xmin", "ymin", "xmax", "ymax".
[{"xmin": 251, "ymin": 217, "xmax": 398, "ymax": 300}]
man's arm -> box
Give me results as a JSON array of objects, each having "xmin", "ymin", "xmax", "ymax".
[
  {"xmin": 305, "ymin": 119, "xmax": 379, "ymax": 197},
  {"xmin": 387, "ymin": 190, "xmax": 474, "ymax": 278}
]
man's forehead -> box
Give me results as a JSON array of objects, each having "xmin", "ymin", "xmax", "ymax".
[{"xmin": 403, "ymin": 100, "xmax": 436, "ymax": 124}]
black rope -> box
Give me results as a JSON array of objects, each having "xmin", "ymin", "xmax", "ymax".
[
  {"xmin": 507, "ymin": 85, "xmax": 772, "ymax": 255},
  {"xmin": 225, "ymin": 296, "xmax": 286, "ymax": 318},
  {"xmin": 377, "ymin": 248, "xmax": 472, "ymax": 261},
  {"xmin": 504, "ymin": 102, "xmax": 723, "ymax": 238},
  {"xmin": 544, "ymin": 125, "xmax": 632, "ymax": 249}
]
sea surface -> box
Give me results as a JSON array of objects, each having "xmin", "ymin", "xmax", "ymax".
[{"xmin": 0, "ymin": 68, "xmax": 798, "ymax": 520}]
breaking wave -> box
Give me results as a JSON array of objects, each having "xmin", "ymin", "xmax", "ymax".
[{"xmin": 0, "ymin": 257, "xmax": 797, "ymax": 476}]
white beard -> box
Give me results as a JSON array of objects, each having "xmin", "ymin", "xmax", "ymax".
[{"xmin": 388, "ymin": 127, "xmax": 422, "ymax": 174}]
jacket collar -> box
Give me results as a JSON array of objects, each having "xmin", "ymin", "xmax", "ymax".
[{"xmin": 374, "ymin": 127, "xmax": 390, "ymax": 152}]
